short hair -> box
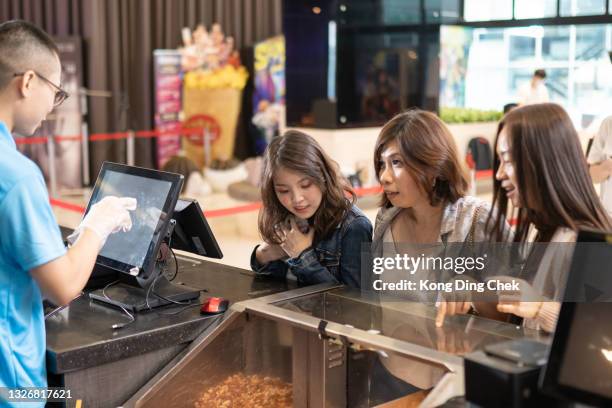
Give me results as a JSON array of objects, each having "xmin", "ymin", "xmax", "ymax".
[
  {"xmin": 534, "ymin": 69, "xmax": 546, "ymax": 79},
  {"xmin": 374, "ymin": 109, "xmax": 469, "ymax": 208},
  {"xmin": 503, "ymin": 103, "xmax": 518, "ymax": 114},
  {"xmin": 0, "ymin": 20, "xmax": 59, "ymax": 89}
]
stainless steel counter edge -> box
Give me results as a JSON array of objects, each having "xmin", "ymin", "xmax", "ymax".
[
  {"xmin": 46, "ymin": 314, "xmax": 222, "ymax": 374},
  {"xmin": 235, "ymin": 283, "xmax": 463, "ymax": 370},
  {"xmin": 230, "ymin": 281, "xmax": 342, "ymax": 312},
  {"xmin": 241, "ymin": 301, "xmax": 464, "ymax": 371}
]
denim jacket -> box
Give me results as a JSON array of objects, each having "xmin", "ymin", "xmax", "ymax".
[{"xmin": 250, "ymin": 205, "xmax": 373, "ymax": 288}]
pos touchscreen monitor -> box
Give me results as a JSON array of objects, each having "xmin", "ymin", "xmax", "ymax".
[
  {"xmin": 540, "ymin": 229, "xmax": 612, "ymax": 406},
  {"xmin": 172, "ymin": 198, "xmax": 223, "ymax": 259},
  {"xmin": 87, "ymin": 162, "xmax": 183, "ymax": 280},
  {"xmin": 86, "ymin": 162, "xmax": 198, "ymax": 312}
]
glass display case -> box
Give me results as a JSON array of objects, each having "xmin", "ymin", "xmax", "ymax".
[{"xmin": 129, "ymin": 284, "xmax": 541, "ymax": 408}]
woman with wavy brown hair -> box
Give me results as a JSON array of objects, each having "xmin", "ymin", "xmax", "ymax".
[
  {"xmin": 487, "ymin": 103, "xmax": 611, "ymax": 333},
  {"xmin": 368, "ymin": 109, "xmax": 510, "ymax": 402},
  {"xmin": 250, "ymin": 130, "xmax": 372, "ymax": 288},
  {"xmin": 371, "ymin": 110, "xmax": 507, "ymax": 320}
]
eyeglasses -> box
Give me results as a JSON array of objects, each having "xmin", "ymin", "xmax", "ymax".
[{"xmin": 13, "ymin": 71, "xmax": 69, "ymax": 107}]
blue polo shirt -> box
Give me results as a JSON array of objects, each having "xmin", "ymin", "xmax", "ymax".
[{"xmin": 0, "ymin": 122, "xmax": 66, "ymax": 399}]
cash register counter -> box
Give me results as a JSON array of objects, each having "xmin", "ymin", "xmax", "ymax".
[{"xmin": 45, "ymin": 251, "xmax": 296, "ymax": 408}]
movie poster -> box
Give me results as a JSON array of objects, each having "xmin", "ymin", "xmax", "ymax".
[
  {"xmin": 252, "ymin": 35, "xmax": 285, "ymax": 154},
  {"xmin": 154, "ymin": 50, "xmax": 183, "ymax": 168},
  {"xmin": 439, "ymin": 26, "xmax": 473, "ymax": 108}
]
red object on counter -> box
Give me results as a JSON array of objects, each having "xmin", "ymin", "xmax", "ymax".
[{"xmin": 201, "ymin": 297, "xmax": 229, "ymax": 314}]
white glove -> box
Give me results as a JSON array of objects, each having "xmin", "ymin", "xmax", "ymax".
[{"xmin": 68, "ymin": 196, "xmax": 137, "ymax": 248}]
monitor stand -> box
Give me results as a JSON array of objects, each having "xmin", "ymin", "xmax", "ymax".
[{"xmin": 89, "ymin": 274, "xmax": 200, "ymax": 312}]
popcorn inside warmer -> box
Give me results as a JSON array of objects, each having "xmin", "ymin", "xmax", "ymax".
[{"xmin": 134, "ymin": 313, "xmax": 299, "ymax": 407}]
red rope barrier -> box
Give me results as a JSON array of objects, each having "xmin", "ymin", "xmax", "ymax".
[
  {"xmin": 13, "ymin": 127, "xmax": 220, "ymax": 145},
  {"xmin": 475, "ymin": 169, "xmax": 493, "ymax": 180},
  {"xmin": 50, "ymin": 198, "xmax": 86, "ymax": 214},
  {"xmin": 49, "ymin": 195, "xmax": 518, "ymax": 228},
  {"xmin": 50, "ymin": 186, "xmax": 382, "ymax": 219},
  {"xmin": 54, "ymin": 135, "xmax": 83, "ymax": 142},
  {"xmin": 203, "ymin": 202, "xmax": 263, "ymax": 218},
  {"xmin": 89, "ymin": 132, "xmax": 130, "ymax": 141},
  {"xmin": 49, "ymin": 197, "xmax": 264, "ymax": 219},
  {"xmin": 354, "ymin": 186, "xmax": 383, "ymax": 197},
  {"xmin": 49, "ymin": 186, "xmax": 384, "ymax": 219},
  {"xmin": 14, "ymin": 136, "xmax": 48, "ymax": 145}
]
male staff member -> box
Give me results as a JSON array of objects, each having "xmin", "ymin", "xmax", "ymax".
[
  {"xmin": 0, "ymin": 20, "xmax": 135, "ymax": 404},
  {"xmin": 518, "ymin": 69, "xmax": 549, "ymax": 105}
]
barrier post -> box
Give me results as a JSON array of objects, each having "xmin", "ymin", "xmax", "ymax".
[
  {"xmin": 203, "ymin": 127, "xmax": 211, "ymax": 167},
  {"xmin": 81, "ymin": 123, "xmax": 90, "ymax": 186},
  {"xmin": 80, "ymin": 90, "xmax": 90, "ymax": 186},
  {"xmin": 126, "ymin": 130, "xmax": 135, "ymax": 166},
  {"xmin": 47, "ymin": 134, "xmax": 58, "ymax": 198}
]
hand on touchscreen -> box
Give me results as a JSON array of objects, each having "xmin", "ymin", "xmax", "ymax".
[{"xmin": 69, "ymin": 196, "xmax": 137, "ymax": 248}]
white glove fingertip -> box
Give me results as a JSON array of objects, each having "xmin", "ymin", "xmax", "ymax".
[{"xmin": 121, "ymin": 197, "xmax": 138, "ymax": 210}]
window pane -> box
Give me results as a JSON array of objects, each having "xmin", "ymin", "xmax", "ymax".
[
  {"xmin": 338, "ymin": 32, "xmax": 421, "ymax": 124},
  {"xmin": 575, "ymin": 25, "xmax": 606, "ymax": 61},
  {"xmin": 452, "ymin": 23, "xmax": 612, "ymax": 125},
  {"xmin": 339, "ymin": 0, "xmax": 422, "ymax": 26},
  {"xmin": 461, "ymin": 28, "xmax": 510, "ymax": 110},
  {"xmin": 339, "ymin": 1, "xmax": 380, "ymax": 26},
  {"xmin": 464, "ymin": 0, "xmax": 513, "ymax": 21},
  {"xmin": 509, "ymin": 68, "xmax": 534, "ymax": 98},
  {"xmin": 515, "ymin": 0, "xmax": 557, "ymax": 19},
  {"xmin": 382, "ymin": 0, "xmax": 421, "ymax": 25},
  {"xmin": 571, "ymin": 26, "xmax": 612, "ymax": 121},
  {"xmin": 560, "ymin": 0, "xmax": 606, "ymax": 16},
  {"xmin": 425, "ymin": 0, "xmax": 461, "ymax": 23},
  {"xmin": 542, "ymin": 26, "xmax": 570, "ymax": 61},
  {"xmin": 509, "ymin": 36, "xmax": 537, "ymax": 60},
  {"xmin": 545, "ymin": 68, "xmax": 569, "ymax": 105}
]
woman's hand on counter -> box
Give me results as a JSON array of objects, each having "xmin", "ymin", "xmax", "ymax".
[
  {"xmin": 493, "ymin": 276, "xmax": 544, "ymax": 319},
  {"xmin": 435, "ymin": 275, "xmax": 477, "ymax": 327},
  {"xmin": 435, "ymin": 300, "xmax": 471, "ymax": 327},
  {"xmin": 255, "ymin": 242, "xmax": 287, "ymax": 265}
]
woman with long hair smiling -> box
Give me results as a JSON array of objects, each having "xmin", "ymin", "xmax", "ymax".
[{"xmin": 488, "ymin": 103, "xmax": 611, "ymax": 332}]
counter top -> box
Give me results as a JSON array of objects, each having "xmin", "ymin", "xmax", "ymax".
[{"xmin": 45, "ymin": 251, "xmax": 296, "ymax": 374}]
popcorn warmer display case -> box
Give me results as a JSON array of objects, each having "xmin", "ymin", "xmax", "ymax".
[{"xmin": 127, "ymin": 284, "xmax": 541, "ymax": 408}]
